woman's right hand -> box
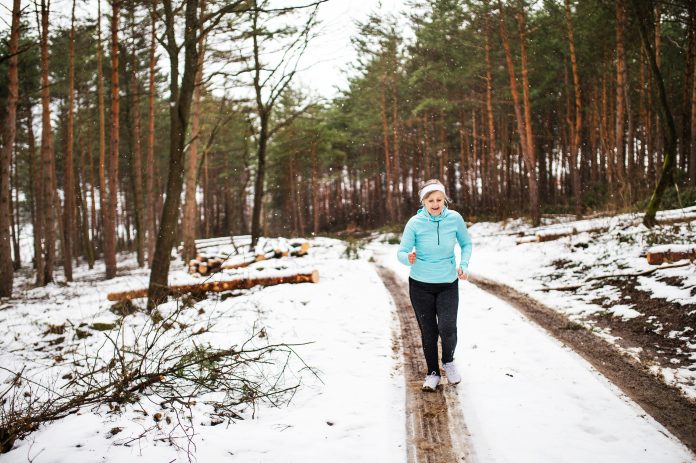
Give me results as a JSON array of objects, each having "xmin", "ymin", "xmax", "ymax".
[{"xmin": 408, "ymin": 251, "xmax": 416, "ymax": 264}]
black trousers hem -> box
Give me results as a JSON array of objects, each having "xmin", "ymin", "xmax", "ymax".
[{"xmin": 408, "ymin": 277, "xmax": 459, "ymax": 375}]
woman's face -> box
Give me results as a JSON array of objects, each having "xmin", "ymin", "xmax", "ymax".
[{"xmin": 423, "ymin": 191, "xmax": 445, "ymax": 216}]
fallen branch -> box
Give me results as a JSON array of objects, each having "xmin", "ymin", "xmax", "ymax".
[
  {"xmin": 108, "ymin": 270, "xmax": 320, "ymax": 301},
  {"xmin": 0, "ymin": 327, "xmax": 309, "ymax": 454},
  {"xmin": 538, "ymin": 283, "xmax": 585, "ymax": 292}
]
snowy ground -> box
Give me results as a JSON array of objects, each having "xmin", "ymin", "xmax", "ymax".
[
  {"xmin": 463, "ymin": 207, "xmax": 696, "ymax": 400},
  {"xmin": 2, "ymin": 206, "xmax": 695, "ymax": 462},
  {"xmin": 1, "ymin": 239, "xmax": 405, "ymax": 462}
]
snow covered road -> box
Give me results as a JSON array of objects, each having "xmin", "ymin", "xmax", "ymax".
[
  {"xmin": 456, "ymin": 282, "xmax": 693, "ymax": 463},
  {"xmin": 372, "ymin": 243, "xmax": 696, "ymax": 463}
]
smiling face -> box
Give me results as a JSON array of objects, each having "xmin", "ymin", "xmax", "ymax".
[{"xmin": 423, "ymin": 191, "xmax": 446, "ymax": 216}]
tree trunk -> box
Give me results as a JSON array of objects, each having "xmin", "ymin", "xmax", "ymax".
[
  {"xmin": 423, "ymin": 114, "xmax": 431, "ymax": 180},
  {"xmin": 96, "ymin": 0, "xmax": 108, "ymax": 261},
  {"xmin": 39, "ymin": 0, "xmax": 57, "ymax": 284},
  {"xmin": 472, "ymin": 110, "xmax": 479, "ymax": 208},
  {"xmin": 498, "ymin": 0, "xmax": 539, "ymax": 225},
  {"xmin": 0, "ymin": 0, "xmax": 21, "ymax": 296},
  {"xmin": 62, "ymin": 0, "xmax": 77, "ymax": 281},
  {"xmin": 294, "ymin": 156, "xmax": 304, "ymax": 236},
  {"xmin": 26, "ymin": 106, "xmax": 45, "ymax": 284},
  {"xmin": 11, "ymin": 150, "xmax": 20, "ymax": 270},
  {"xmin": 288, "ymin": 154, "xmax": 297, "ymax": 234},
  {"xmin": 146, "ymin": 2, "xmax": 157, "ymax": 265},
  {"xmin": 240, "ymin": 137, "xmax": 250, "ymax": 234},
  {"xmin": 311, "ymin": 142, "xmax": 319, "ymax": 234},
  {"xmin": 688, "ymin": 10, "xmax": 696, "ymax": 186},
  {"xmin": 437, "ymin": 115, "xmax": 445, "ymax": 183},
  {"xmin": 458, "ymin": 122, "xmax": 468, "ymax": 207},
  {"xmin": 589, "ymin": 86, "xmax": 599, "ymax": 184},
  {"xmin": 104, "ymin": 0, "xmax": 120, "ymax": 279},
  {"xmin": 615, "ymin": 0, "xmax": 628, "ymax": 205},
  {"xmin": 147, "ymin": 0, "xmax": 201, "ymax": 309},
  {"xmin": 516, "ymin": 7, "xmax": 539, "ymax": 225},
  {"xmin": 128, "ymin": 7, "xmax": 145, "ymax": 268},
  {"xmin": 600, "ymin": 76, "xmax": 611, "ymax": 186},
  {"xmin": 391, "ymin": 70, "xmax": 401, "ymax": 220},
  {"xmin": 86, "ymin": 133, "xmax": 98, "ymax": 250},
  {"xmin": 637, "ymin": 51, "xmax": 647, "ymax": 192},
  {"xmin": 691, "ymin": 9, "xmax": 696, "ymax": 186},
  {"xmin": 680, "ymin": 2, "xmax": 695, "ymax": 178},
  {"xmin": 484, "ymin": 2, "xmax": 498, "ymax": 206},
  {"xmin": 565, "ymin": 0, "xmax": 582, "ymax": 218},
  {"xmin": 625, "ymin": 82, "xmax": 635, "ymax": 200},
  {"xmin": 380, "ymin": 74, "xmax": 393, "ymax": 222},
  {"xmin": 413, "ymin": 123, "xmax": 421, "ymax": 202},
  {"xmin": 630, "ymin": 0, "xmax": 678, "ymax": 227},
  {"xmin": 182, "ymin": 0, "xmax": 206, "ymax": 262},
  {"xmin": 652, "ymin": 3, "xmax": 662, "ymax": 185},
  {"xmin": 249, "ymin": 6, "xmax": 268, "ymax": 247},
  {"xmin": 464, "ymin": 122, "xmax": 475, "ymax": 208},
  {"xmin": 78, "ymin": 133, "xmax": 95, "ymax": 269},
  {"xmin": 251, "ymin": 110, "xmax": 268, "ymax": 246},
  {"xmin": 203, "ymin": 152, "xmax": 211, "ymax": 237}
]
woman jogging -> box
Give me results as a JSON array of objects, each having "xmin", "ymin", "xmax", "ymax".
[{"xmin": 397, "ymin": 179, "xmax": 473, "ymax": 391}]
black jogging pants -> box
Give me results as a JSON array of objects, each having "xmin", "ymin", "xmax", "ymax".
[{"xmin": 408, "ymin": 277, "xmax": 459, "ymax": 376}]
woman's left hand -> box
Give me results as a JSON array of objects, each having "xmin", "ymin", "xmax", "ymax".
[{"xmin": 457, "ymin": 268, "xmax": 469, "ymax": 281}]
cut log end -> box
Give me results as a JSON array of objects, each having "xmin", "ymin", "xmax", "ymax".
[
  {"xmin": 646, "ymin": 247, "xmax": 696, "ymax": 265},
  {"xmin": 516, "ymin": 236, "xmax": 537, "ymax": 245}
]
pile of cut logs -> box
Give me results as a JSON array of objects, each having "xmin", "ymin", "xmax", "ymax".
[
  {"xmin": 188, "ymin": 238, "xmax": 311, "ymax": 276},
  {"xmin": 107, "ymin": 270, "xmax": 320, "ymax": 302}
]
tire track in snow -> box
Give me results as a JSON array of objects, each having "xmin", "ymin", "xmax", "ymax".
[{"xmin": 376, "ymin": 265, "xmax": 473, "ymax": 463}]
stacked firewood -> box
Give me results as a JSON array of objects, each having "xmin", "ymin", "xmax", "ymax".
[
  {"xmin": 188, "ymin": 238, "xmax": 311, "ymax": 276},
  {"xmin": 188, "ymin": 255, "xmax": 226, "ymax": 276}
]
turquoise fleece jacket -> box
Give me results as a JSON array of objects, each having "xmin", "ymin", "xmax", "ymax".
[{"xmin": 397, "ymin": 207, "xmax": 473, "ymax": 284}]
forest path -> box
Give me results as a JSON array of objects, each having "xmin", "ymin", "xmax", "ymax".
[
  {"xmin": 376, "ymin": 264, "xmax": 474, "ymax": 463},
  {"xmin": 372, "ymin": 247, "xmax": 696, "ymax": 462}
]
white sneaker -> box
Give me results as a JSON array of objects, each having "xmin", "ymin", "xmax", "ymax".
[
  {"xmin": 442, "ymin": 362, "xmax": 461, "ymax": 385},
  {"xmin": 422, "ymin": 373, "xmax": 441, "ymax": 392}
]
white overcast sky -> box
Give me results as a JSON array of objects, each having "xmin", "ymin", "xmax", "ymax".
[
  {"xmin": 0, "ymin": 0, "xmax": 410, "ymax": 99},
  {"xmin": 293, "ymin": 0, "xmax": 409, "ymax": 98}
]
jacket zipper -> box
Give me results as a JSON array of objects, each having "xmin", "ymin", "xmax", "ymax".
[{"xmin": 437, "ymin": 221, "xmax": 440, "ymax": 245}]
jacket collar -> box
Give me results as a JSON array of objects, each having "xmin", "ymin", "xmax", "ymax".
[{"xmin": 417, "ymin": 206, "xmax": 449, "ymax": 222}]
